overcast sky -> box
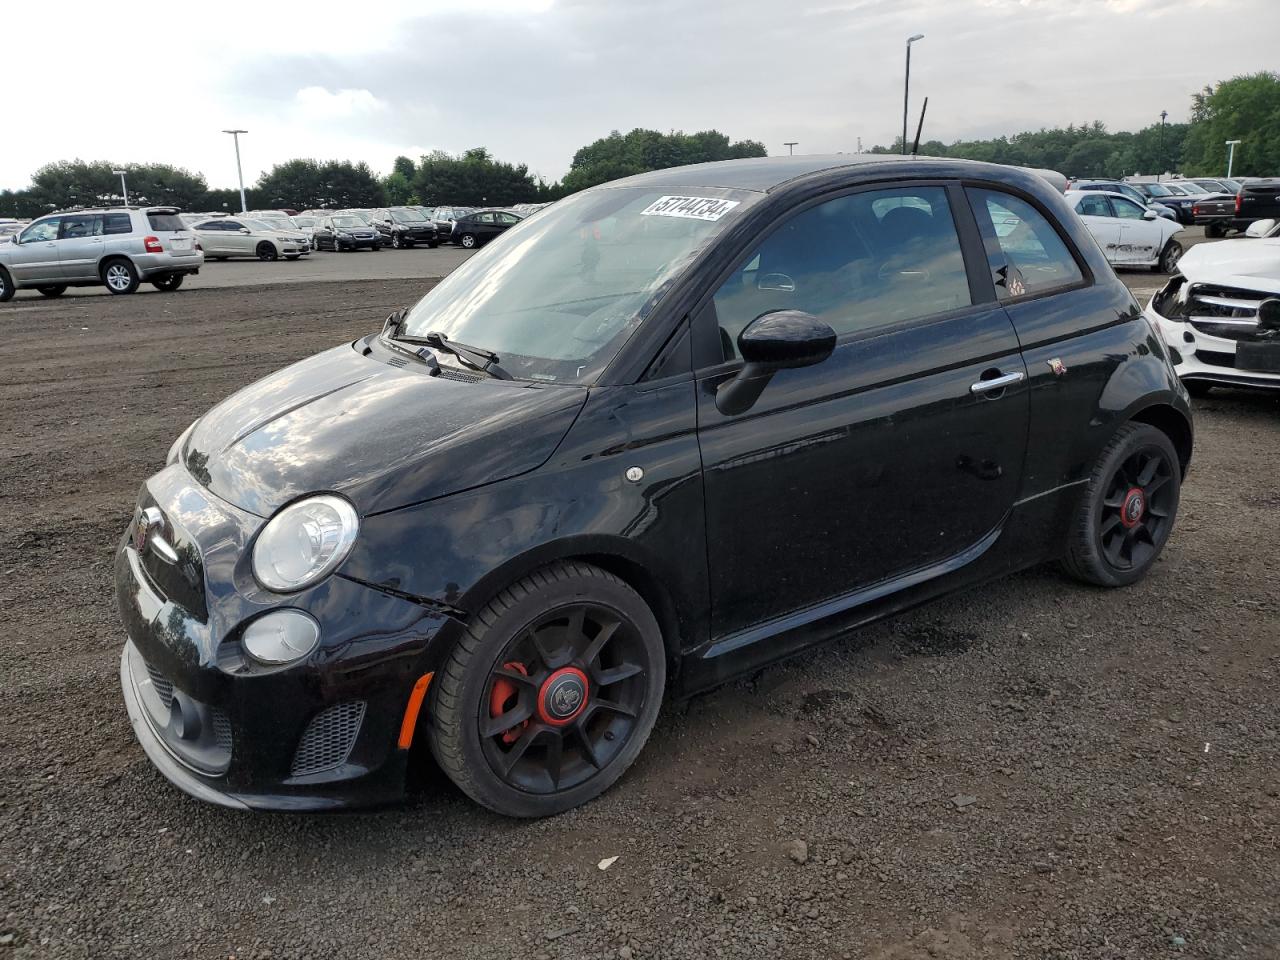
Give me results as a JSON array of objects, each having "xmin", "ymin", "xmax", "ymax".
[{"xmin": 6, "ymin": 0, "xmax": 1277, "ymax": 191}]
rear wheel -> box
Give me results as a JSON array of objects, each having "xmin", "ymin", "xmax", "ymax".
[
  {"xmin": 1061, "ymin": 423, "xmax": 1181, "ymax": 587},
  {"xmin": 429, "ymin": 561, "xmax": 666, "ymax": 818},
  {"xmin": 459, "ymin": 233, "xmax": 477, "ymax": 249},
  {"xmin": 1156, "ymin": 239, "xmax": 1183, "ymax": 274},
  {"xmin": 150, "ymin": 275, "xmax": 184, "ymax": 292},
  {"xmin": 37, "ymin": 285, "xmax": 68, "ymax": 297},
  {"xmin": 0, "ymin": 267, "xmax": 15, "ymax": 302},
  {"xmin": 1204, "ymin": 222, "xmax": 1225, "ymax": 239},
  {"xmin": 102, "ymin": 259, "xmax": 139, "ymax": 295},
  {"xmin": 256, "ymin": 242, "xmax": 278, "ymax": 261}
]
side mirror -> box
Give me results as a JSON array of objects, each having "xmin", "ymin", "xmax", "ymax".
[
  {"xmin": 239, "ymin": 227, "xmax": 251, "ymax": 234},
  {"xmin": 715, "ymin": 310, "xmax": 836, "ymax": 416},
  {"xmin": 1245, "ymin": 218, "xmax": 1276, "ymax": 238},
  {"xmin": 1142, "ymin": 209, "xmax": 1158, "ymax": 220}
]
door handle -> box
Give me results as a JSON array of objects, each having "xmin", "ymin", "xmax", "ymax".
[{"xmin": 970, "ymin": 371, "xmax": 1025, "ymax": 394}]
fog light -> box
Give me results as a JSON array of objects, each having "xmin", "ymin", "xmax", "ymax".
[{"xmin": 242, "ymin": 610, "xmax": 320, "ymax": 665}]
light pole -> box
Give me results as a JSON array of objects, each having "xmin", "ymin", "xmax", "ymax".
[
  {"xmin": 112, "ymin": 169, "xmax": 129, "ymax": 206},
  {"xmin": 902, "ymin": 34, "xmax": 924, "ymax": 155},
  {"xmin": 783, "ymin": 141, "xmax": 798, "ymax": 156},
  {"xmin": 222, "ymin": 129, "xmax": 248, "ymax": 212},
  {"xmin": 1157, "ymin": 110, "xmax": 1167, "ymax": 182},
  {"xmin": 1225, "ymin": 139, "xmax": 1242, "ymax": 178}
]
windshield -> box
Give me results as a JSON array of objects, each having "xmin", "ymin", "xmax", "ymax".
[
  {"xmin": 400, "ymin": 186, "xmax": 757, "ymax": 383},
  {"xmin": 244, "ymin": 219, "xmax": 276, "ymax": 231},
  {"xmin": 390, "ymin": 207, "xmax": 424, "ymax": 222},
  {"xmin": 1142, "ymin": 183, "xmax": 1173, "ymax": 197},
  {"xmin": 332, "ymin": 216, "xmax": 365, "ymax": 228},
  {"xmin": 1172, "ymin": 182, "xmax": 1207, "ymax": 195}
]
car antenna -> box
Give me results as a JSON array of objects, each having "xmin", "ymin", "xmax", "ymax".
[{"xmin": 911, "ymin": 96, "xmax": 928, "ymax": 157}]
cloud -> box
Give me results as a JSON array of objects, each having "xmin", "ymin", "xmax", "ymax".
[{"xmin": 294, "ymin": 87, "xmax": 389, "ymax": 119}]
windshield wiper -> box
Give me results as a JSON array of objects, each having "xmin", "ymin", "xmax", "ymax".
[{"xmin": 391, "ymin": 330, "xmax": 514, "ymax": 380}]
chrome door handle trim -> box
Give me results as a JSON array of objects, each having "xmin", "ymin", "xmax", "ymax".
[{"xmin": 970, "ymin": 371, "xmax": 1025, "ymax": 394}]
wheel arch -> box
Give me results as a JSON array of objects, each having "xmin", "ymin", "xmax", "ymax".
[{"xmin": 1129, "ymin": 401, "xmax": 1193, "ymax": 476}]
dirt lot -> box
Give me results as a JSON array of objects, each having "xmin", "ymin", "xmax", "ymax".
[{"xmin": 1, "ymin": 274, "xmax": 1278, "ymax": 960}]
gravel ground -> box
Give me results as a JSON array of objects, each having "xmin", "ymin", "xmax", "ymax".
[{"xmin": 1, "ymin": 266, "xmax": 1277, "ymax": 960}]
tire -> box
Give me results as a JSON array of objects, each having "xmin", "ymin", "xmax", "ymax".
[
  {"xmin": 391, "ymin": 233, "xmax": 404, "ymax": 249},
  {"xmin": 150, "ymin": 275, "xmax": 184, "ymax": 292},
  {"xmin": 1156, "ymin": 240, "xmax": 1183, "ymax": 274},
  {"xmin": 256, "ymin": 242, "xmax": 278, "ymax": 261},
  {"xmin": 429, "ymin": 561, "xmax": 666, "ymax": 818},
  {"xmin": 1184, "ymin": 380, "xmax": 1213, "ymax": 399},
  {"xmin": 459, "ymin": 233, "xmax": 477, "ymax": 249},
  {"xmin": 37, "ymin": 285, "xmax": 68, "ymax": 297},
  {"xmin": 1204, "ymin": 222, "xmax": 1224, "ymax": 239},
  {"xmin": 1061, "ymin": 422, "xmax": 1181, "ymax": 588},
  {"xmin": 101, "ymin": 259, "xmax": 139, "ymax": 295},
  {"xmin": 0, "ymin": 267, "xmax": 15, "ymax": 302}
]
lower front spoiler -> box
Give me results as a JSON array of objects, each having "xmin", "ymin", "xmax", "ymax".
[{"xmin": 119, "ymin": 641, "xmax": 410, "ymax": 812}]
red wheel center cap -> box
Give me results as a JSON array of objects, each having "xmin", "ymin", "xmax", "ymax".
[
  {"xmin": 1120, "ymin": 487, "xmax": 1146, "ymax": 528},
  {"xmin": 538, "ymin": 667, "xmax": 589, "ymax": 726}
]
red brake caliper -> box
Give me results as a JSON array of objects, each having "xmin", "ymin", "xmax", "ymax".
[{"xmin": 490, "ymin": 662, "xmax": 530, "ymax": 745}]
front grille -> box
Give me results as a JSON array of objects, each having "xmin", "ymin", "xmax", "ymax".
[
  {"xmin": 290, "ymin": 701, "xmax": 366, "ymax": 777},
  {"xmin": 1189, "ymin": 283, "xmax": 1267, "ymax": 342},
  {"xmin": 212, "ymin": 710, "xmax": 233, "ymax": 753},
  {"xmin": 145, "ymin": 661, "xmax": 174, "ymax": 708}
]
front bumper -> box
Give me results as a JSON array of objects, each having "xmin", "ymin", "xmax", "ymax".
[
  {"xmin": 337, "ymin": 234, "xmax": 379, "ymax": 249},
  {"xmin": 1148, "ymin": 306, "xmax": 1280, "ymax": 391},
  {"xmin": 115, "ymin": 465, "xmax": 455, "ymax": 810},
  {"xmin": 393, "ymin": 229, "xmax": 436, "ymax": 244}
]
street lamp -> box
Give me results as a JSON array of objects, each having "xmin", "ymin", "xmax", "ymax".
[
  {"xmin": 902, "ymin": 34, "xmax": 924, "ymax": 156},
  {"xmin": 222, "ymin": 129, "xmax": 248, "ymax": 213},
  {"xmin": 112, "ymin": 169, "xmax": 129, "ymax": 206},
  {"xmin": 1225, "ymin": 139, "xmax": 1242, "ymax": 179},
  {"xmin": 1157, "ymin": 110, "xmax": 1167, "ymax": 182},
  {"xmin": 783, "ymin": 141, "xmax": 798, "ymax": 156}
]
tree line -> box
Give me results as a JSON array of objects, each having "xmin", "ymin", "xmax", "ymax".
[{"xmin": 2, "ymin": 72, "xmax": 1274, "ymax": 219}]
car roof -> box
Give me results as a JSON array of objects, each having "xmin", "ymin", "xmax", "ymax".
[
  {"xmin": 605, "ymin": 154, "xmax": 1066, "ymax": 194},
  {"xmin": 1065, "ymin": 189, "xmax": 1135, "ymax": 202}
]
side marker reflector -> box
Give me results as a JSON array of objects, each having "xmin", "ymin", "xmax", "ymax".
[{"xmin": 397, "ymin": 672, "xmax": 434, "ymax": 750}]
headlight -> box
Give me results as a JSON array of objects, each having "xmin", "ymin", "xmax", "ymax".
[
  {"xmin": 242, "ymin": 609, "xmax": 320, "ymax": 664},
  {"xmin": 252, "ymin": 494, "xmax": 359, "ymax": 593},
  {"xmin": 167, "ymin": 419, "xmax": 199, "ymax": 465}
]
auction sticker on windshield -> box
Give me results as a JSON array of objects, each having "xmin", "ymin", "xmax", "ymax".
[{"xmin": 640, "ymin": 196, "xmax": 741, "ymax": 221}]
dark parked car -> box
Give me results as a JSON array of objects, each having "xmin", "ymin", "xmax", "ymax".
[
  {"xmin": 1132, "ymin": 182, "xmax": 1201, "ymax": 224},
  {"xmin": 370, "ymin": 207, "xmax": 438, "ymax": 248},
  {"xmin": 430, "ymin": 206, "xmax": 476, "ymax": 241},
  {"xmin": 313, "ymin": 214, "xmax": 382, "ymax": 251},
  {"xmin": 449, "ymin": 209, "xmax": 524, "ymax": 248},
  {"xmin": 117, "ymin": 156, "xmax": 1192, "ymax": 818},
  {"xmin": 1193, "ymin": 177, "xmax": 1280, "ymax": 237}
]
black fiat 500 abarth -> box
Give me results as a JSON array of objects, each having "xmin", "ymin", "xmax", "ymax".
[{"xmin": 117, "ymin": 156, "xmax": 1192, "ymax": 817}]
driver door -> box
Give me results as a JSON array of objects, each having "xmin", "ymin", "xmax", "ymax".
[
  {"xmin": 9, "ymin": 217, "xmax": 62, "ymax": 282},
  {"xmin": 1111, "ymin": 195, "xmax": 1161, "ymax": 264},
  {"xmin": 696, "ymin": 183, "xmax": 1028, "ymax": 639}
]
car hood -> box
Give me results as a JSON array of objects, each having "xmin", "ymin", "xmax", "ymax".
[
  {"xmin": 1178, "ymin": 237, "xmax": 1280, "ymax": 293},
  {"xmin": 183, "ymin": 341, "xmax": 587, "ymax": 517}
]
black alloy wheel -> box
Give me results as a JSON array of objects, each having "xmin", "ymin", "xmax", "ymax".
[
  {"xmin": 429, "ymin": 561, "xmax": 665, "ymax": 818},
  {"xmin": 1062, "ymin": 423, "xmax": 1181, "ymax": 587},
  {"xmin": 256, "ymin": 242, "xmax": 278, "ymax": 261}
]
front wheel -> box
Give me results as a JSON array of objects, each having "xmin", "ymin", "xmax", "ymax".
[
  {"xmin": 102, "ymin": 259, "xmax": 139, "ymax": 295},
  {"xmin": 391, "ymin": 233, "xmax": 404, "ymax": 249},
  {"xmin": 459, "ymin": 233, "xmax": 477, "ymax": 249},
  {"xmin": 429, "ymin": 561, "xmax": 666, "ymax": 818},
  {"xmin": 38, "ymin": 285, "xmax": 68, "ymax": 297},
  {"xmin": 0, "ymin": 267, "xmax": 16, "ymax": 302},
  {"xmin": 256, "ymin": 242, "xmax": 278, "ymax": 262},
  {"xmin": 1061, "ymin": 423, "xmax": 1181, "ymax": 587},
  {"xmin": 150, "ymin": 275, "xmax": 184, "ymax": 292},
  {"xmin": 1157, "ymin": 240, "xmax": 1183, "ymax": 274}
]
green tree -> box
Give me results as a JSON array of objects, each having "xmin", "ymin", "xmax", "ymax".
[
  {"xmin": 412, "ymin": 147, "xmax": 543, "ymax": 206},
  {"xmin": 392, "ymin": 155, "xmax": 416, "ymax": 180},
  {"xmin": 255, "ymin": 159, "xmax": 385, "ymax": 209},
  {"xmin": 1183, "ymin": 72, "xmax": 1280, "ymax": 177},
  {"xmin": 562, "ymin": 128, "xmax": 766, "ymax": 192},
  {"xmin": 24, "ymin": 160, "xmax": 209, "ymax": 210}
]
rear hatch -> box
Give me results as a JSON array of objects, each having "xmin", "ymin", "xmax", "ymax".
[
  {"xmin": 1238, "ymin": 180, "xmax": 1280, "ymax": 219},
  {"xmin": 146, "ymin": 209, "xmax": 200, "ymax": 259}
]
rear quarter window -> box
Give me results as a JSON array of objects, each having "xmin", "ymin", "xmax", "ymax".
[
  {"xmin": 103, "ymin": 213, "xmax": 133, "ymax": 235},
  {"xmin": 968, "ymin": 188, "xmax": 1084, "ymax": 299},
  {"xmin": 147, "ymin": 213, "xmax": 186, "ymax": 232}
]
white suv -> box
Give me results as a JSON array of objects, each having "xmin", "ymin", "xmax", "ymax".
[{"xmin": 0, "ymin": 207, "xmax": 203, "ymax": 301}]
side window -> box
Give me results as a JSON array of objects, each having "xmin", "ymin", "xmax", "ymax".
[
  {"xmin": 499, "ymin": 213, "xmax": 520, "ymax": 225},
  {"xmin": 968, "ymin": 188, "xmax": 1084, "ymax": 299},
  {"xmin": 102, "ymin": 213, "xmax": 132, "ymax": 235},
  {"xmin": 711, "ymin": 185, "xmax": 972, "ymax": 360},
  {"xmin": 223, "ymin": 221, "xmax": 243, "ymax": 231},
  {"xmin": 1111, "ymin": 197, "xmax": 1147, "ymax": 220},
  {"xmin": 1075, "ymin": 194, "xmax": 1112, "ymax": 218},
  {"xmin": 59, "ymin": 214, "xmax": 102, "ymax": 239},
  {"xmin": 21, "ymin": 219, "xmax": 60, "ymax": 243}
]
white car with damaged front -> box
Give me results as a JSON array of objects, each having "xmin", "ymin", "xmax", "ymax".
[
  {"xmin": 1144, "ymin": 218, "xmax": 1280, "ymax": 396},
  {"xmin": 1067, "ymin": 190, "xmax": 1184, "ymax": 273}
]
